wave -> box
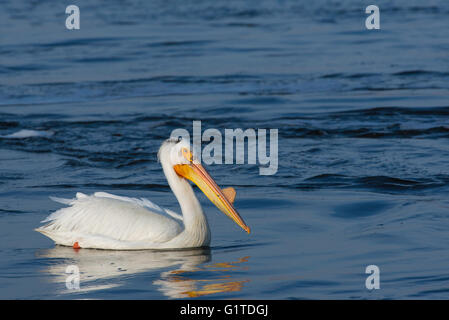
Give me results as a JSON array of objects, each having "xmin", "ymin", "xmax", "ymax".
[
  {"xmin": 2, "ymin": 67, "xmax": 449, "ymax": 106},
  {"xmin": 300, "ymin": 174, "xmax": 445, "ymax": 192},
  {"xmin": 0, "ymin": 129, "xmax": 53, "ymax": 139}
]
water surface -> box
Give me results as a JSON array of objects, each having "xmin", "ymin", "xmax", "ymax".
[{"xmin": 1, "ymin": 0, "xmax": 449, "ymax": 299}]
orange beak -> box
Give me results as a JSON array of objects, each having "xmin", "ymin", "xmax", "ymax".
[{"xmin": 173, "ymin": 149, "xmax": 250, "ymax": 234}]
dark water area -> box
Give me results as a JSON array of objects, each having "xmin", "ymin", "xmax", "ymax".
[{"xmin": 1, "ymin": 0, "xmax": 449, "ymax": 299}]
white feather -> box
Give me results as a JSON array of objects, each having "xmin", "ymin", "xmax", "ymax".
[
  {"xmin": 37, "ymin": 192, "xmax": 184, "ymax": 249},
  {"xmin": 36, "ymin": 138, "xmax": 211, "ymax": 250}
]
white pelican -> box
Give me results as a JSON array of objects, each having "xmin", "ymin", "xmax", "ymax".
[{"xmin": 36, "ymin": 138, "xmax": 250, "ymax": 250}]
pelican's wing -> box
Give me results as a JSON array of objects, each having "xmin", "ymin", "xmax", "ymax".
[
  {"xmin": 92, "ymin": 192, "xmax": 183, "ymax": 221},
  {"xmin": 36, "ymin": 192, "xmax": 183, "ymax": 249}
]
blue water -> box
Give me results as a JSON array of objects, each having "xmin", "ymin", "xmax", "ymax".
[{"xmin": 1, "ymin": 0, "xmax": 449, "ymax": 299}]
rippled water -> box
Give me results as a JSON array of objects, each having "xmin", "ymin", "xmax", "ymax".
[{"xmin": 1, "ymin": 0, "xmax": 449, "ymax": 299}]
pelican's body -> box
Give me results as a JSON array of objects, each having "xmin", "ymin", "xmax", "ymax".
[{"xmin": 36, "ymin": 138, "xmax": 249, "ymax": 250}]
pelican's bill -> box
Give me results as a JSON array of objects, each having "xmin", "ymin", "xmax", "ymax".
[{"xmin": 174, "ymin": 162, "xmax": 250, "ymax": 234}]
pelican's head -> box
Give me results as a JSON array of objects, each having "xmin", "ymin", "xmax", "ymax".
[{"xmin": 158, "ymin": 138, "xmax": 250, "ymax": 234}]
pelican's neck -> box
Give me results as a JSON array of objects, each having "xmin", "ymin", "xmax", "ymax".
[{"xmin": 161, "ymin": 161, "xmax": 210, "ymax": 236}]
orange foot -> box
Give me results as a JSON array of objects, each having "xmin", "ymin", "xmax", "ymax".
[{"xmin": 73, "ymin": 241, "xmax": 81, "ymax": 249}]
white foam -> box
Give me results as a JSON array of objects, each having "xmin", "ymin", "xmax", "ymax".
[{"xmin": 1, "ymin": 129, "xmax": 53, "ymax": 139}]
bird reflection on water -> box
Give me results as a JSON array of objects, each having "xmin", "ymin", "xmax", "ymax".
[{"xmin": 37, "ymin": 246, "xmax": 250, "ymax": 298}]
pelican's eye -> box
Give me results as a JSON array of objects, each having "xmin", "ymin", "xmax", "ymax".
[{"xmin": 181, "ymin": 147, "xmax": 193, "ymax": 162}]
